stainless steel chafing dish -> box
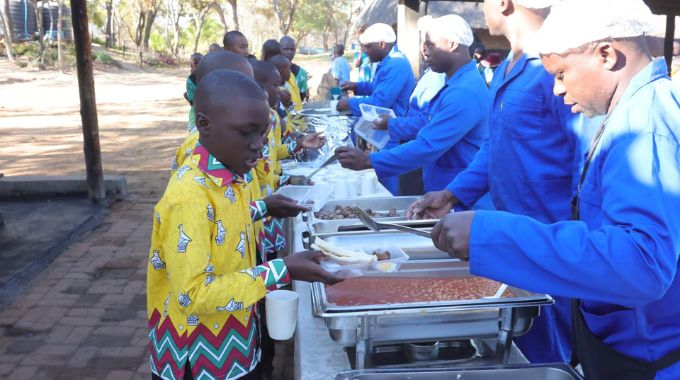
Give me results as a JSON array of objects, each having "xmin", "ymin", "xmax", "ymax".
[
  {"xmin": 281, "ymin": 197, "xmax": 422, "ymax": 257},
  {"xmin": 311, "ymin": 258, "xmax": 552, "ymax": 369},
  {"xmin": 306, "ymin": 197, "xmax": 420, "ymax": 222},
  {"xmin": 335, "ymin": 363, "xmax": 584, "ymax": 380},
  {"xmin": 302, "ymin": 229, "xmax": 448, "ymax": 260}
]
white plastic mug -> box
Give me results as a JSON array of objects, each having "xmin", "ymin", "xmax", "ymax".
[
  {"xmin": 334, "ymin": 180, "xmax": 349, "ymax": 199},
  {"xmin": 360, "ymin": 175, "xmax": 374, "ymax": 196},
  {"xmin": 346, "ymin": 179, "xmax": 359, "ymax": 198},
  {"xmin": 265, "ymin": 290, "xmax": 300, "ymax": 340},
  {"xmin": 329, "ymin": 100, "xmax": 339, "ymax": 115}
]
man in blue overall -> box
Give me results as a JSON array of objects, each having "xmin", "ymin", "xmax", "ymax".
[
  {"xmin": 336, "ymin": 22, "xmax": 415, "ymax": 194},
  {"xmin": 335, "ymin": 15, "xmax": 489, "ymax": 196},
  {"xmin": 408, "ymin": 0, "xmax": 579, "ymax": 363},
  {"xmin": 429, "ymin": 0, "xmax": 680, "ymax": 378}
]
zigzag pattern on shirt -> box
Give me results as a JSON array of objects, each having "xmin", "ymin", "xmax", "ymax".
[
  {"xmin": 149, "ymin": 310, "xmax": 260, "ymax": 380},
  {"xmin": 258, "ymin": 259, "xmax": 289, "ymax": 290},
  {"xmin": 261, "ymin": 218, "xmax": 286, "ymax": 254},
  {"xmin": 148, "ymin": 310, "xmax": 186, "ymax": 379},
  {"xmin": 188, "ymin": 314, "xmax": 259, "ymax": 379}
]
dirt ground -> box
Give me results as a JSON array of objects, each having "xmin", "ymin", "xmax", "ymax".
[
  {"xmin": 0, "ymin": 50, "xmax": 332, "ymax": 197},
  {"xmin": 0, "ymin": 58, "xmax": 188, "ymax": 198}
]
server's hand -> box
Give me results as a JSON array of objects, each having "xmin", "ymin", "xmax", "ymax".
[
  {"xmin": 284, "ymin": 251, "xmax": 345, "ymax": 285},
  {"xmin": 407, "ymin": 190, "xmax": 459, "ymax": 219},
  {"xmin": 372, "ymin": 114, "xmax": 390, "ymax": 130},
  {"xmin": 336, "ymin": 98, "xmax": 350, "ymax": 112},
  {"xmin": 335, "ymin": 146, "xmax": 371, "ymax": 171},
  {"xmin": 431, "ymin": 211, "xmax": 475, "ymax": 261},
  {"xmin": 341, "ymin": 82, "xmax": 357, "ymax": 92}
]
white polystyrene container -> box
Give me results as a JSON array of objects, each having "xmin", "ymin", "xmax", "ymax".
[
  {"xmin": 275, "ymin": 184, "xmax": 333, "ymax": 212},
  {"xmin": 319, "ymin": 243, "xmax": 409, "ymax": 277}
]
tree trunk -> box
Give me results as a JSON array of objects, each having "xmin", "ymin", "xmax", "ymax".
[
  {"xmin": 3, "ymin": 0, "xmax": 12, "ymax": 40},
  {"xmin": 57, "ymin": 0, "xmax": 64, "ymax": 72},
  {"xmin": 142, "ymin": 7, "xmax": 157, "ymax": 49},
  {"xmin": 135, "ymin": 10, "xmax": 144, "ymax": 47},
  {"xmin": 69, "ymin": 0, "xmax": 106, "ymax": 202},
  {"xmin": 34, "ymin": 0, "xmax": 45, "ymax": 64},
  {"xmin": 104, "ymin": 0, "xmax": 113, "ymax": 47},
  {"xmin": 211, "ymin": 2, "xmax": 227, "ymax": 33},
  {"xmin": 0, "ymin": 1, "xmax": 14, "ymax": 62},
  {"xmin": 272, "ymin": 0, "xmax": 298, "ymax": 36},
  {"xmin": 227, "ymin": 0, "xmax": 238, "ymax": 30},
  {"xmin": 192, "ymin": 8, "xmax": 207, "ymax": 54}
]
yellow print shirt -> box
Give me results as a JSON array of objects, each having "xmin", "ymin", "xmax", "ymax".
[{"xmin": 147, "ymin": 143, "xmax": 289, "ymax": 380}]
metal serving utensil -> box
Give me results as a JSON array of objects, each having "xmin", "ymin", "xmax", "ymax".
[
  {"xmin": 306, "ymin": 152, "xmax": 339, "ymax": 180},
  {"xmin": 354, "ymin": 206, "xmax": 432, "ymax": 238}
]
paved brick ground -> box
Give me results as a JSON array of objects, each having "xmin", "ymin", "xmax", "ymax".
[
  {"xmin": 0, "ymin": 194, "xmax": 294, "ymax": 380},
  {"xmin": 0, "ymin": 192, "xmax": 155, "ymax": 380}
]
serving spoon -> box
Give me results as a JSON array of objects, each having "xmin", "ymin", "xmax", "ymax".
[{"xmin": 354, "ymin": 206, "xmax": 432, "ymax": 238}]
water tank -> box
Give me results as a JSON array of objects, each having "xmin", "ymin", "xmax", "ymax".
[
  {"xmin": 8, "ymin": 0, "xmax": 37, "ymax": 41},
  {"xmin": 42, "ymin": 4, "xmax": 72, "ymax": 41}
]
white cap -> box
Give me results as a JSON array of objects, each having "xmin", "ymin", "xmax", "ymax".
[
  {"xmin": 417, "ymin": 14, "xmax": 474, "ymax": 47},
  {"xmin": 359, "ymin": 23, "xmax": 396, "ymax": 44},
  {"xmin": 514, "ymin": 0, "xmax": 561, "ymax": 9},
  {"xmin": 538, "ymin": 0, "xmax": 655, "ymax": 54}
]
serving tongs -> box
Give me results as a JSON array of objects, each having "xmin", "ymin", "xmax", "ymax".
[
  {"xmin": 306, "ymin": 152, "xmax": 339, "ymax": 180},
  {"xmin": 353, "ymin": 206, "xmax": 432, "ymax": 238}
]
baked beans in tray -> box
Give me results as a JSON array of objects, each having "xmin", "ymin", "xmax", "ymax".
[{"xmin": 315, "ymin": 260, "xmax": 551, "ymax": 313}]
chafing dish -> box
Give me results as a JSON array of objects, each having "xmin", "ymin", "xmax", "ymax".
[
  {"xmin": 311, "ymin": 259, "xmax": 552, "ymax": 369},
  {"xmin": 335, "ymin": 363, "xmax": 583, "ymax": 380},
  {"xmin": 306, "ymin": 197, "xmax": 419, "ymax": 222},
  {"xmin": 303, "ymin": 229, "xmax": 448, "ymax": 260}
]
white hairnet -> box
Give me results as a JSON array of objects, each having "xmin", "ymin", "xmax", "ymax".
[
  {"xmin": 515, "ymin": 0, "xmax": 561, "ymax": 9},
  {"xmin": 359, "ymin": 23, "xmax": 397, "ymax": 44},
  {"xmin": 418, "ymin": 14, "xmax": 474, "ymax": 47},
  {"xmin": 538, "ymin": 0, "xmax": 655, "ymax": 54}
]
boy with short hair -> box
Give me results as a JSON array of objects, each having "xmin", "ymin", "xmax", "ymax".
[
  {"xmin": 184, "ymin": 53, "xmax": 203, "ymax": 132},
  {"xmin": 147, "ymin": 69, "xmax": 342, "ymax": 380}
]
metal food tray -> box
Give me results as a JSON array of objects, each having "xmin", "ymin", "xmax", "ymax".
[
  {"xmin": 303, "ymin": 229, "xmax": 448, "ymax": 260},
  {"xmin": 313, "ymin": 260, "xmax": 551, "ymax": 314},
  {"xmin": 335, "ymin": 363, "xmax": 583, "ymax": 380},
  {"xmin": 305, "ymin": 196, "xmax": 419, "ymax": 222},
  {"xmin": 309, "ymin": 219, "xmax": 437, "ymax": 235},
  {"xmin": 311, "ymin": 260, "xmax": 552, "ymax": 351}
]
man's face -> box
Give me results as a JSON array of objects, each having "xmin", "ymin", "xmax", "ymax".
[
  {"xmin": 362, "ymin": 42, "xmax": 384, "ymax": 62},
  {"xmin": 423, "ymin": 32, "xmax": 452, "ymax": 73},
  {"xmin": 199, "ymin": 97, "xmax": 269, "ymax": 175},
  {"xmin": 483, "ymin": 0, "xmax": 504, "ymax": 36},
  {"xmin": 263, "ymin": 69, "xmax": 282, "ymax": 108},
  {"xmin": 227, "ymin": 36, "xmax": 249, "ymax": 58},
  {"xmin": 281, "ymin": 40, "xmax": 296, "ymax": 61},
  {"xmin": 541, "ymin": 51, "xmax": 613, "ymax": 117}
]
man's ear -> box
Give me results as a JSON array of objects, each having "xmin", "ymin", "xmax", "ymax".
[
  {"xmin": 195, "ymin": 112, "xmax": 211, "ymax": 136},
  {"xmin": 500, "ymin": 0, "xmax": 513, "ymax": 15},
  {"xmin": 449, "ymin": 41, "xmax": 460, "ymax": 54},
  {"xmin": 379, "ymin": 41, "xmax": 387, "ymax": 50},
  {"xmin": 594, "ymin": 42, "xmax": 618, "ymax": 71}
]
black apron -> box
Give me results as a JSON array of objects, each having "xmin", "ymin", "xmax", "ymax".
[{"xmin": 570, "ymin": 122, "xmax": 680, "ymax": 379}]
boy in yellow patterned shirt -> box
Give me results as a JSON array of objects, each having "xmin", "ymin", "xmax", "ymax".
[{"xmin": 147, "ymin": 69, "xmax": 342, "ymax": 380}]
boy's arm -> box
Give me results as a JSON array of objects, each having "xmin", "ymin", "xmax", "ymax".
[{"xmin": 160, "ymin": 202, "xmax": 290, "ymax": 317}]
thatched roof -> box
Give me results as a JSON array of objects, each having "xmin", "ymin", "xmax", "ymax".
[{"xmin": 356, "ymin": 0, "xmax": 487, "ymax": 30}]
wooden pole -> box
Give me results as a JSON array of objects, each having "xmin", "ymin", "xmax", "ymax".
[
  {"xmin": 664, "ymin": 14, "xmax": 675, "ymax": 75},
  {"xmin": 70, "ymin": 0, "xmax": 106, "ymax": 203}
]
